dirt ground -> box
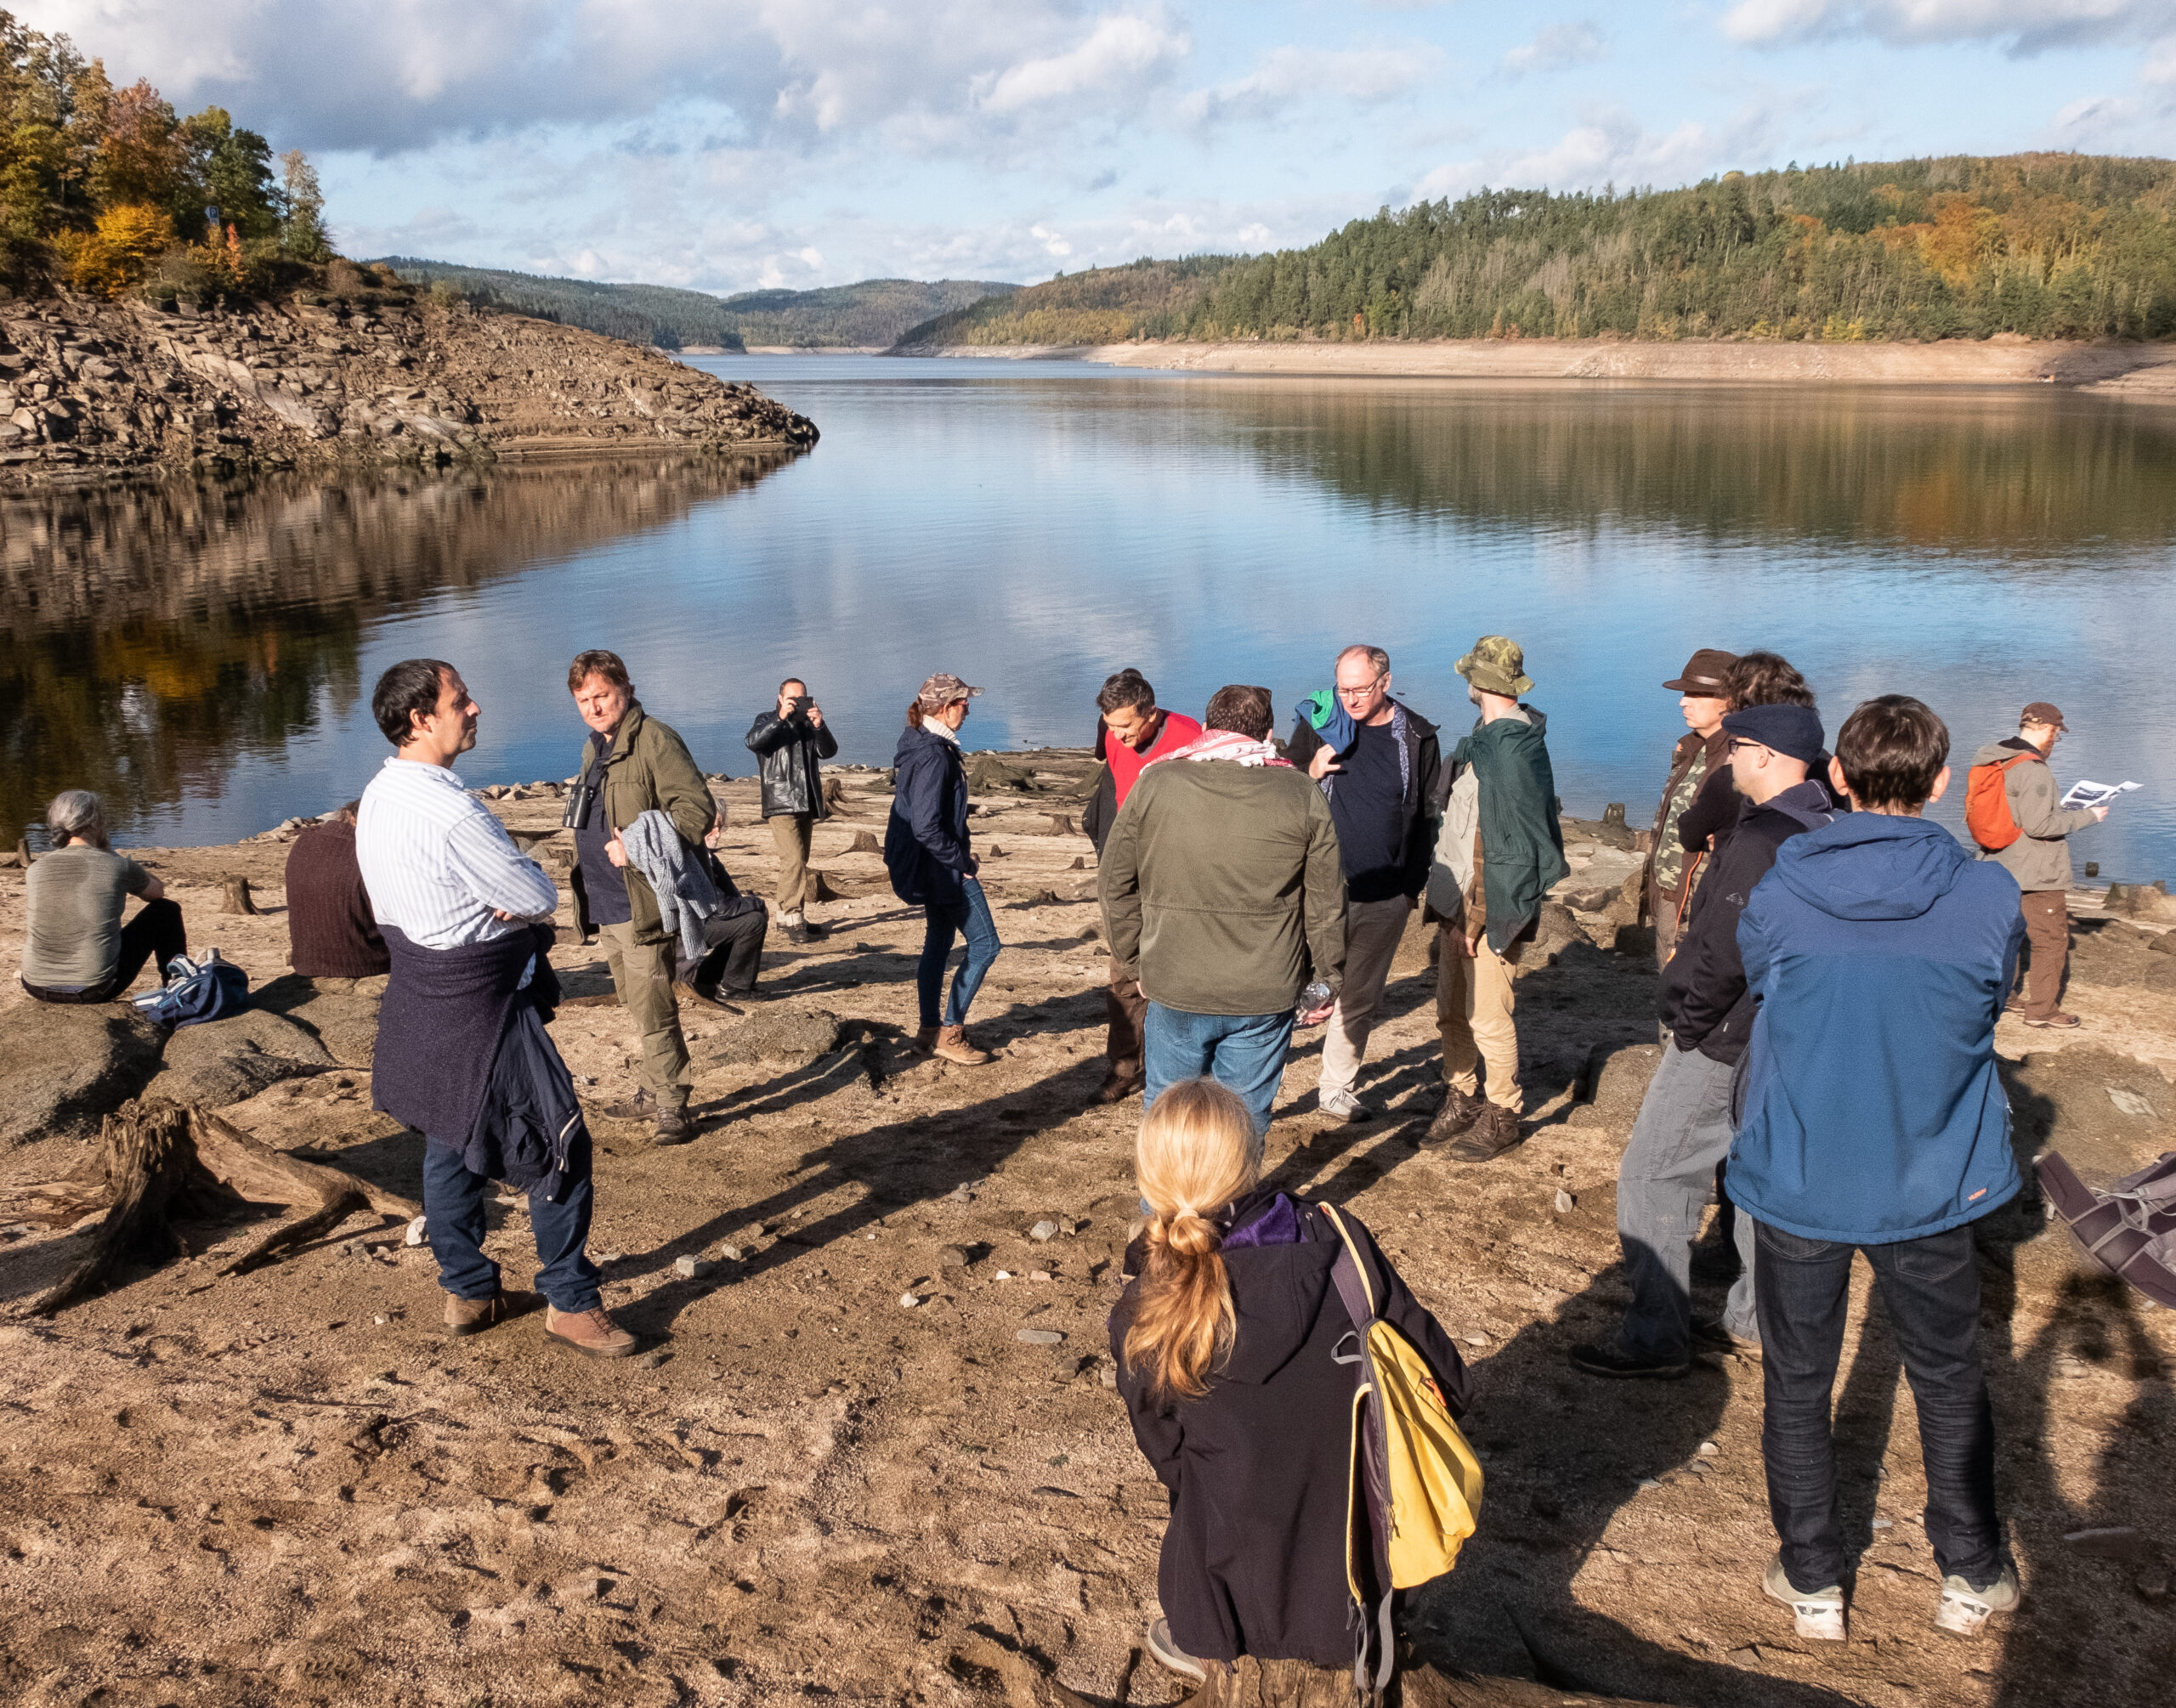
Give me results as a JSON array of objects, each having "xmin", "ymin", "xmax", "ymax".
[{"xmin": 0, "ymin": 754, "xmax": 2171, "ymax": 1708}]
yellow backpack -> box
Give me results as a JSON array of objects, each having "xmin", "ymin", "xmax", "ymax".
[{"xmin": 1321, "ymin": 1202, "xmax": 1485, "ymax": 1694}]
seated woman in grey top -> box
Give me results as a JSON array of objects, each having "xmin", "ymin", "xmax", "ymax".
[{"xmin": 20, "ymin": 789, "xmax": 188, "ymax": 1004}]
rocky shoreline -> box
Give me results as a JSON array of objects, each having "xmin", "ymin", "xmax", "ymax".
[{"xmin": 0, "ymin": 282, "xmax": 818, "ymax": 487}]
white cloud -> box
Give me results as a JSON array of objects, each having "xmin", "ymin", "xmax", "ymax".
[
  {"xmin": 1720, "ymin": 0, "xmax": 2151, "ymax": 52},
  {"xmin": 1180, "ymin": 42, "xmax": 1444, "ymax": 127},
  {"xmin": 1413, "ymin": 104, "xmax": 1781, "ymax": 199},
  {"xmin": 1500, "ymin": 21, "xmax": 1609, "ymax": 77},
  {"xmin": 2146, "ymin": 31, "xmax": 2176, "ymax": 81},
  {"xmin": 1029, "ymin": 222, "xmax": 1074, "ymax": 257},
  {"xmin": 975, "ymin": 13, "xmax": 1190, "ymax": 114}
]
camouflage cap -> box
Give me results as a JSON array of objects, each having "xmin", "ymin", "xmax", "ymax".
[
  {"xmin": 1456, "ymin": 636, "xmax": 1533, "ymax": 698},
  {"xmin": 917, "ymin": 671, "xmax": 984, "ymax": 711}
]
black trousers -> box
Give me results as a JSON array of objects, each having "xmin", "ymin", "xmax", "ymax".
[
  {"xmin": 1754, "ymin": 1217, "xmax": 2002, "ymax": 1593},
  {"xmin": 692, "ymin": 903, "xmax": 768, "ymax": 996},
  {"xmin": 23, "ymin": 898, "xmax": 187, "ymax": 1004}
]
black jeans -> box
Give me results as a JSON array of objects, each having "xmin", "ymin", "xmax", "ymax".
[
  {"xmin": 23, "ymin": 897, "xmax": 187, "ymax": 1004},
  {"xmin": 1754, "ymin": 1218, "xmax": 2002, "ymax": 1592},
  {"xmin": 692, "ymin": 903, "xmax": 768, "ymax": 996}
]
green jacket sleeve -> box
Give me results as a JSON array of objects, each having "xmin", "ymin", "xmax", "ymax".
[
  {"xmin": 648, "ymin": 721, "xmax": 717, "ymax": 848},
  {"xmin": 1302, "ymin": 791, "xmax": 1349, "ymax": 998},
  {"xmin": 1099, "ymin": 786, "xmax": 1147, "ymax": 982}
]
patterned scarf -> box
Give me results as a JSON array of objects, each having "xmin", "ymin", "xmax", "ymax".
[{"xmin": 1156, "ymin": 728, "xmax": 1294, "ymax": 769}]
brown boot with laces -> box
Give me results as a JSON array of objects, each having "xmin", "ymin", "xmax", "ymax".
[
  {"xmin": 545, "ymin": 1304, "xmax": 641, "ymax": 1360},
  {"xmin": 933, "ymin": 1024, "xmax": 992, "ymax": 1066},
  {"xmin": 1447, "ymin": 1101, "xmax": 1525, "ymax": 1162},
  {"xmin": 1425, "ymin": 1086, "xmax": 1488, "ymax": 1145},
  {"xmin": 442, "ymin": 1289, "xmax": 539, "ymax": 1338}
]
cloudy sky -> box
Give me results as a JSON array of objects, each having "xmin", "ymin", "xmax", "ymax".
[{"xmin": 22, "ymin": 1, "xmax": 2176, "ymax": 294}]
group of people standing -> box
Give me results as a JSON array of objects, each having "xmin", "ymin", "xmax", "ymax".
[{"xmin": 13, "ymin": 633, "xmax": 2119, "ymax": 1681}]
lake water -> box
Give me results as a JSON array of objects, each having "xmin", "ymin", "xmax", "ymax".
[{"xmin": 6, "ymin": 355, "xmax": 2175, "ymax": 879}]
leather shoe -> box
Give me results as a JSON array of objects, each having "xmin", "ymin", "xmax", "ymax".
[
  {"xmin": 1425, "ymin": 1086, "xmax": 1488, "ymax": 1144},
  {"xmin": 1093, "ymin": 1067, "xmax": 1145, "ymax": 1105},
  {"xmin": 934, "ymin": 1024, "xmax": 992, "ymax": 1066},
  {"xmin": 544, "ymin": 1304, "xmax": 641, "ymax": 1360},
  {"xmin": 1446, "ymin": 1102, "xmax": 1524, "ymax": 1161},
  {"xmin": 654, "ymin": 1105, "xmax": 696, "ymax": 1146},
  {"xmin": 442, "ymin": 1289, "xmax": 539, "ymax": 1338}
]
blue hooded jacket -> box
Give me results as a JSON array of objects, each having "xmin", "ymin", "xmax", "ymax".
[
  {"xmin": 883, "ymin": 721, "xmax": 972, "ymax": 908},
  {"xmin": 1727, "ymin": 812, "xmax": 2026, "ymax": 1245}
]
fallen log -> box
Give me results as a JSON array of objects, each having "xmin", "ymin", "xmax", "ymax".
[{"xmin": 18, "ymin": 1098, "xmax": 419, "ymax": 1315}]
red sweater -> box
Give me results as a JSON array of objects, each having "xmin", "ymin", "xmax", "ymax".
[
  {"xmin": 286, "ymin": 819, "xmax": 390, "ymax": 978},
  {"xmin": 1108, "ymin": 710, "xmax": 1203, "ymax": 807}
]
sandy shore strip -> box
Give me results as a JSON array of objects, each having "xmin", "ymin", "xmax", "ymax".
[{"xmin": 900, "ymin": 336, "xmax": 2176, "ymax": 394}]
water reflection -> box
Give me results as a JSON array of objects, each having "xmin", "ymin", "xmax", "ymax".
[{"xmin": 0, "ymin": 453, "xmax": 795, "ymax": 845}]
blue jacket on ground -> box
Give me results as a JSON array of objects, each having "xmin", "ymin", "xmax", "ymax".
[
  {"xmin": 1727, "ymin": 812, "xmax": 2026, "ymax": 1245},
  {"xmin": 883, "ymin": 721, "xmax": 972, "ymax": 908}
]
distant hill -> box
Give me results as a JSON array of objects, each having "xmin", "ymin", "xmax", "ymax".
[
  {"xmin": 718, "ymin": 279, "xmax": 1019, "ymax": 347},
  {"xmin": 376, "ymin": 260, "xmax": 751, "ymax": 350},
  {"xmin": 898, "ymin": 154, "xmax": 2176, "ymax": 347}
]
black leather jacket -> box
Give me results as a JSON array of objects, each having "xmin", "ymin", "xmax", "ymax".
[{"xmin": 744, "ymin": 710, "xmax": 838, "ymax": 819}]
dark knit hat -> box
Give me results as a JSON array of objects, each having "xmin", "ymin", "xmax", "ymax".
[{"xmin": 1723, "ymin": 703, "xmax": 1825, "ymax": 766}]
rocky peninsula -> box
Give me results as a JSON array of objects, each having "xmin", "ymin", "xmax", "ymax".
[{"xmin": 0, "ymin": 272, "xmax": 817, "ymax": 487}]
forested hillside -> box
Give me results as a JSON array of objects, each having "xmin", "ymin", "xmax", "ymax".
[
  {"xmin": 900, "ymin": 154, "xmax": 2176, "ymax": 347},
  {"xmin": 378, "ymin": 260, "xmax": 751, "ymax": 351},
  {"xmin": 718, "ymin": 278, "xmax": 1017, "ymax": 346}
]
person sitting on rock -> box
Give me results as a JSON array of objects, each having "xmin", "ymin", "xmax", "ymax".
[
  {"xmin": 20, "ymin": 789, "xmax": 187, "ymax": 1004},
  {"xmin": 284, "ymin": 801, "xmax": 389, "ymax": 980},
  {"xmin": 1110, "ymin": 1077, "xmax": 1468, "ymax": 1686}
]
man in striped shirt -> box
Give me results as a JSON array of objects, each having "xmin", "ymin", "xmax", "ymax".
[{"xmin": 358, "ymin": 658, "xmax": 637, "ymax": 1360}]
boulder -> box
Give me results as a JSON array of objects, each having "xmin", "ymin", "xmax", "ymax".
[
  {"xmin": 144, "ymin": 1010, "xmax": 337, "ymax": 1107},
  {"xmin": 250, "ymin": 973, "xmax": 384, "ymax": 1066},
  {"xmin": 703, "ymin": 1008, "xmax": 844, "ymax": 1069},
  {"xmin": 1509, "ymin": 902, "xmax": 1586, "ymax": 976},
  {"xmin": 1570, "ymin": 1041, "xmax": 1663, "ymax": 1131},
  {"xmin": 2104, "ymin": 880, "xmax": 2176, "ymax": 924},
  {"xmin": 2002, "ymin": 1048, "xmax": 2174, "ymax": 1189},
  {"xmin": 0, "ymin": 1002, "xmax": 167, "ymax": 1147},
  {"xmin": 2066, "ymin": 918, "xmax": 2176, "ymax": 995}
]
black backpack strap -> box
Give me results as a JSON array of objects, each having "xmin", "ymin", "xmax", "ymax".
[{"xmin": 1320, "ymin": 1202, "xmax": 1387, "ymax": 1329}]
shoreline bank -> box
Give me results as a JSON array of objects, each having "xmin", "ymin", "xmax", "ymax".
[{"xmin": 894, "ymin": 335, "xmax": 2176, "ymax": 395}]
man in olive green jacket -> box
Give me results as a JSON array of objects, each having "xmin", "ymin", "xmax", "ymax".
[
  {"xmin": 1098, "ymin": 684, "xmax": 1346, "ymax": 1141},
  {"xmin": 567, "ymin": 650, "xmax": 717, "ymax": 1144}
]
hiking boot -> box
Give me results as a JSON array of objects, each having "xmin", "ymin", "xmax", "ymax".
[
  {"xmin": 1093, "ymin": 1066, "xmax": 1145, "ymax": 1105},
  {"xmin": 911, "ymin": 1026, "xmax": 939, "ymax": 1055},
  {"xmin": 653, "ymin": 1105, "xmax": 696, "ymax": 1146},
  {"xmin": 933, "ymin": 1024, "xmax": 992, "ymax": 1066},
  {"xmin": 1446, "ymin": 1102, "xmax": 1523, "ymax": 1162},
  {"xmin": 1424, "ymin": 1086, "xmax": 1488, "ymax": 1145},
  {"xmin": 1693, "ymin": 1316, "xmax": 1761, "ymax": 1359},
  {"xmin": 1144, "ymin": 1615, "xmax": 1206, "ymax": 1683},
  {"xmin": 600, "ymin": 1087, "xmax": 660, "ymax": 1123},
  {"xmin": 1568, "ymin": 1340, "xmax": 1691, "ymax": 1381},
  {"xmin": 1763, "ymin": 1553, "xmax": 1846, "ymax": 1641},
  {"xmin": 545, "ymin": 1304, "xmax": 641, "ymax": 1360},
  {"xmin": 681, "ymin": 981, "xmax": 745, "ymax": 1015},
  {"xmin": 1935, "ymin": 1564, "xmax": 2020, "ymax": 1635},
  {"xmin": 442, "ymin": 1289, "xmax": 537, "ymax": 1338},
  {"xmin": 2022, "ymin": 1011, "xmax": 2082, "ymax": 1029},
  {"xmin": 1318, "ymin": 1087, "xmax": 1374, "ymax": 1123}
]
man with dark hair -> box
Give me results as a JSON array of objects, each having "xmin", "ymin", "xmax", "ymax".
[
  {"xmin": 356, "ymin": 659, "xmax": 636, "ymax": 1360},
  {"xmin": 1081, "ymin": 668, "xmax": 1203, "ymax": 1103},
  {"xmin": 1967, "ymin": 701, "xmax": 2106, "ymax": 1030},
  {"xmin": 1645, "ymin": 648, "xmax": 1736, "ymax": 968},
  {"xmin": 566, "ymin": 649, "xmax": 718, "ymax": 1145},
  {"xmin": 1285, "ymin": 644, "xmax": 1440, "ymax": 1122},
  {"xmin": 1572, "ymin": 702, "xmax": 1832, "ymax": 1381},
  {"xmin": 286, "ymin": 801, "xmax": 389, "ymax": 979},
  {"xmin": 1099, "ymin": 685, "xmax": 1346, "ymax": 1142},
  {"xmin": 1425, "ymin": 636, "xmax": 1567, "ymax": 1160},
  {"xmin": 1731, "ymin": 693, "xmax": 2025, "ymax": 1641},
  {"xmin": 745, "ymin": 676, "xmax": 839, "ymax": 944}
]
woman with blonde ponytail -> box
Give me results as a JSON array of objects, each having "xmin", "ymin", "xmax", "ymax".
[{"xmin": 1111, "ymin": 1078, "xmax": 1470, "ymax": 1686}]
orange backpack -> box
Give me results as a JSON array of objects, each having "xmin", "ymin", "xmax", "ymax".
[{"xmin": 1964, "ymin": 754, "xmax": 2038, "ymax": 851}]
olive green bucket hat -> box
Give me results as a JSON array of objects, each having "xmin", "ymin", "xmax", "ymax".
[{"xmin": 1457, "ymin": 635, "xmax": 1533, "ymax": 698}]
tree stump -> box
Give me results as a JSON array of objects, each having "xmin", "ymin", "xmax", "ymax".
[
  {"xmin": 19, "ymin": 1099, "xmax": 420, "ymax": 1315},
  {"xmin": 823, "ymin": 776, "xmax": 848, "ymax": 811},
  {"xmin": 811, "ymin": 869, "xmax": 852, "ymax": 902},
  {"xmin": 1048, "ymin": 813, "xmax": 1079, "ymax": 836},
  {"xmin": 221, "ymin": 875, "xmax": 259, "ymax": 915},
  {"xmin": 847, "ymin": 830, "xmax": 881, "ymax": 855}
]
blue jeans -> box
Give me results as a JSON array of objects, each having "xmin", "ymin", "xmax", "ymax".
[
  {"xmin": 920, "ymin": 877, "xmax": 1001, "ymax": 1028},
  {"xmin": 1143, "ymin": 1002, "xmax": 1296, "ymax": 1145},
  {"xmin": 422, "ymin": 1133, "xmax": 603, "ymax": 1314},
  {"xmin": 1754, "ymin": 1218, "xmax": 2002, "ymax": 1592}
]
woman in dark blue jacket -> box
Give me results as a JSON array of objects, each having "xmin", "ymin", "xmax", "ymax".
[{"xmin": 883, "ymin": 671, "xmax": 1002, "ymax": 1065}]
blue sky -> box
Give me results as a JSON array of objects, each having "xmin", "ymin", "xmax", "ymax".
[{"xmin": 25, "ymin": 1, "xmax": 2176, "ymax": 293}]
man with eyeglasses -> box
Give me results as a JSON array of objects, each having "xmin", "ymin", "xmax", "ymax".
[
  {"xmin": 1572, "ymin": 702, "xmax": 1832, "ymax": 1380},
  {"xmin": 1285, "ymin": 644, "xmax": 1440, "ymax": 1122}
]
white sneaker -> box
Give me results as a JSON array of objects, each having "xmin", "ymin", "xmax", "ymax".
[
  {"xmin": 1763, "ymin": 1552, "xmax": 1845, "ymax": 1641},
  {"xmin": 1935, "ymin": 1564, "xmax": 2020, "ymax": 1635},
  {"xmin": 1318, "ymin": 1088, "xmax": 1375, "ymax": 1123},
  {"xmin": 1145, "ymin": 1616, "xmax": 1206, "ymax": 1683}
]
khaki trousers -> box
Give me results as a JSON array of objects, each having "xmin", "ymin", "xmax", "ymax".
[
  {"xmin": 1436, "ymin": 924, "xmax": 1521, "ymax": 1111},
  {"xmin": 2018, "ymin": 891, "xmax": 2071, "ymax": 1021},
  {"xmin": 1318, "ymin": 896, "xmax": 1416, "ymax": 1099},
  {"xmin": 599, "ymin": 920, "xmax": 690, "ymax": 1110},
  {"xmin": 770, "ymin": 813, "xmax": 816, "ymax": 913}
]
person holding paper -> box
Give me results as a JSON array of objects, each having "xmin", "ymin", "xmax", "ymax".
[{"xmin": 1968, "ymin": 701, "xmax": 2106, "ymax": 1030}]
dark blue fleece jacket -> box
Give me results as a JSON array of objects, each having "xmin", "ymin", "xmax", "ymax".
[
  {"xmin": 883, "ymin": 721, "xmax": 972, "ymax": 908},
  {"xmin": 1727, "ymin": 812, "xmax": 2026, "ymax": 1245}
]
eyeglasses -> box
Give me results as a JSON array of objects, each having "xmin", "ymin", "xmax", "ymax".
[
  {"xmin": 1336, "ymin": 674, "xmax": 1387, "ymax": 701},
  {"xmin": 1727, "ymin": 738, "xmax": 1767, "ymax": 754}
]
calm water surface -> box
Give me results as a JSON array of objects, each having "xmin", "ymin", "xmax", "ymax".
[{"xmin": 5, "ymin": 355, "xmax": 2174, "ymax": 878}]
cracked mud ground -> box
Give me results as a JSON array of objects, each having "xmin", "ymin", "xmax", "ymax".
[{"xmin": 1, "ymin": 753, "xmax": 2171, "ymax": 1707}]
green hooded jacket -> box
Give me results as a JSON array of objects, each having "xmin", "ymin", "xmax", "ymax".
[{"xmin": 1435, "ymin": 707, "xmax": 1569, "ymax": 955}]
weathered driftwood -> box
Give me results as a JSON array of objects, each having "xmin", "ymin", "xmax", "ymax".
[
  {"xmin": 221, "ymin": 875, "xmax": 259, "ymax": 915},
  {"xmin": 810, "ymin": 869, "xmax": 852, "ymax": 903},
  {"xmin": 20, "ymin": 1098, "xmax": 418, "ymax": 1315}
]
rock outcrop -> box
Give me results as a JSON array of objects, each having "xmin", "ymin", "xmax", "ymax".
[
  {"xmin": 0, "ymin": 1004, "xmax": 167, "ymax": 1147},
  {"xmin": 144, "ymin": 1009, "xmax": 337, "ymax": 1107},
  {"xmin": 0, "ymin": 286, "xmax": 817, "ymax": 485}
]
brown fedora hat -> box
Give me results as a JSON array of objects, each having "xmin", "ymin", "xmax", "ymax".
[{"xmin": 1664, "ymin": 648, "xmax": 1737, "ymax": 695}]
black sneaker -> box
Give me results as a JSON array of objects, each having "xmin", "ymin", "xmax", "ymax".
[{"xmin": 1569, "ymin": 1340, "xmax": 1692, "ymax": 1380}]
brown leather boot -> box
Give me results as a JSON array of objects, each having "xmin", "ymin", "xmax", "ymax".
[
  {"xmin": 933, "ymin": 1024, "xmax": 992, "ymax": 1065},
  {"xmin": 442, "ymin": 1289, "xmax": 538, "ymax": 1338},
  {"xmin": 1093, "ymin": 1064, "xmax": 1145, "ymax": 1104},
  {"xmin": 1447, "ymin": 1102, "xmax": 1525, "ymax": 1162},
  {"xmin": 544, "ymin": 1304, "xmax": 641, "ymax": 1360},
  {"xmin": 1425, "ymin": 1087, "xmax": 1488, "ymax": 1145},
  {"xmin": 912, "ymin": 1026, "xmax": 939, "ymax": 1054}
]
